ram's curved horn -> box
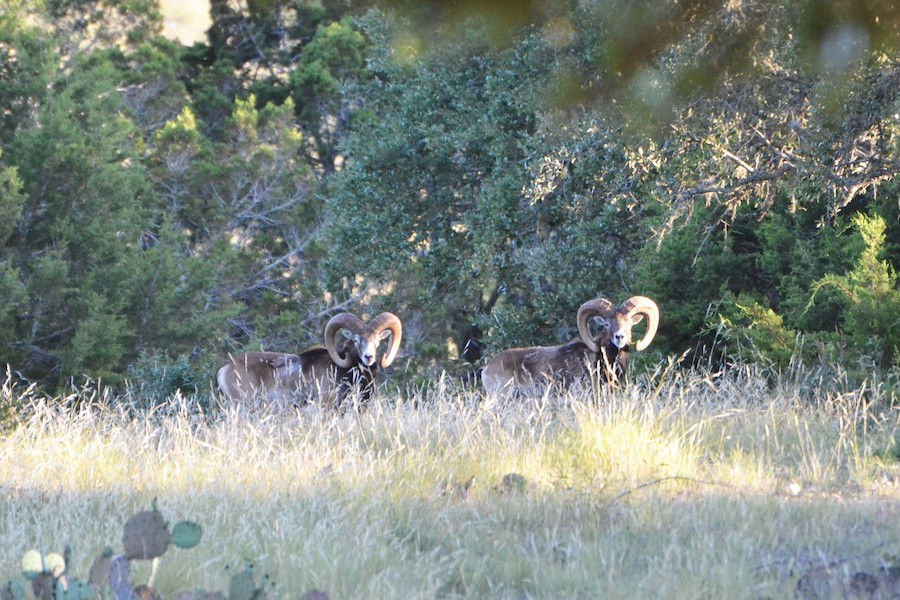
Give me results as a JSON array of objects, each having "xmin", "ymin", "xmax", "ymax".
[
  {"xmin": 369, "ymin": 312, "xmax": 403, "ymax": 368},
  {"xmin": 325, "ymin": 313, "xmax": 366, "ymax": 369},
  {"xmin": 576, "ymin": 297, "xmax": 617, "ymax": 353},
  {"xmin": 620, "ymin": 296, "xmax": 659, "ymax": 351}
]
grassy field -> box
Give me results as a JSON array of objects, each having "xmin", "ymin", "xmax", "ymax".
[{"xmin": 1, "ymin": 362, "xmax": 898, "ymax": 599}]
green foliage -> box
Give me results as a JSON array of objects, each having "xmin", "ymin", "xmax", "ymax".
[
  {"xmin": 44, "ymin": 0, "xmax": 164, "ymax": 45},
  {"xmin": 118, "ymin": 39, "xmax": 193, "ymax": 136},
  {"xmin": 717, "ymin": 295, "xmax": 800, "ymax": 371},
  {"xmin": 290, "ymin": 18, "xmax": 368, "ymax": 125},
  {"xmin": 7, "ymin": 52, "xmax": 148, "ymax": 385},
  {"xmin": 151, "ymin": 94, "xmax": 322, "ymax": 353},
  {"xmin": 0, "ymin": 156, "xmax": 30, "ymax": 370},
  {"xmin": 875, "ymin": 436, "xmax": 900, "ymax": 462},
  {"xmin": 755, "ymin": 206, "xmax": 855, "ymax": 333},
  {"xmin": 125, "ymin": 352, "xmax": 217, "ymax": 407},
  {"xmin": 323, "ymin": 19, "xmax": 552, "ymax": 369},
  {"xmin": 5, "ymin": 49, "xmax": 238, "ymax": 387},
  {"xmin": 1, "ymin": 0, "xmax": 899, "ymax": 391},
  {"xmin": 0, "ymin": 25, "xmax": 247, "ymax": 389},
  {"xmin": 116, "ymin": 223, "xmax": 240, "ymax": 357},
  {"xmin": 62, "ymin": 291, "xmax": 130, "ymax": 383},
  {"xmin": 635, "ymin": 200, "xmax": 757, "ymax": 356},
  {"xmin": 183, "ymin": 58, "xmax": 240, "ymax": 134},
  {"xmin": 0, "ymin": 152, "xmax": 26, "ymax": 244},
  {"xmin": 0, "ymin": 9, "xmax": 57, "ymax": 148},
  {"xmin": 809, "ymin": 214, "xmax": 900, "ymax": 368}
]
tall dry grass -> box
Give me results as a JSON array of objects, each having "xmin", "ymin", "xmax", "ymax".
[{"xmin": 0, "ymin": 363, "xmax": 898, "ymax": 599}]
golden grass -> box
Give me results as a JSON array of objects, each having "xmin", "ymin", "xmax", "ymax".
[{"xmin": 0, "ymin": 365, "xmax": 898, "ymax": 598}]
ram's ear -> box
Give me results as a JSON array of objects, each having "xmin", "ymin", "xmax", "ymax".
[{"xmin": 631, "ymin": 314, "xmax": 644, "ymax": 324}]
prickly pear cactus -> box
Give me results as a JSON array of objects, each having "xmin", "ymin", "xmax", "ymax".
[
  {"xmin": 20, "ymin": 550, "xmax": 43, "ymax": 580},
  {"xmin": 7, "ymin": 509, "xmax": 210, "ymax": 600},
  {"xmin": 88, "ymin": 548, "xmax": 113, "ymax": 588},
  {"xmin": 43, "ymin": 554, "xmax": 65, "ymax": 578},
  {"xmin": 122, "ymin": 510, "xmax": 170, "ymax": 560},
  {"xmin": 227, "ymin": 564, "xmax": 268, "ymax": 600},
  {"xmin": 108, "ymin": 555, "xmax": 132, "ymax": 600},
  {"xmin": 227, "ymin": 567, "xmax": 255, "ymax": 600},
  {"xmin": 170, "ymin": 522, "xmax": 202, "ymax": 550},
  {"xmin": 54, "ymin": 578, "xmax": 96, "ymax": 600},
  {"xmin": 3, "ymin": 576, "xmax": 27, "ymax": 600},
  {"xmin": 21, "ymin": 549, "xmax": 71, "ymax": 600},
  {"xmin": 31, "ymin": 572, "xmax": 54, "ymax": 600}
]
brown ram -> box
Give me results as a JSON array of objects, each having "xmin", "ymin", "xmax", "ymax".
[
  {"xmin": 481, "ymin": 296, "xmax": 659, "ymax": 395},
  {"xmin": 216, "ymin": 312, "xmax": 402, "ymax": 408}
]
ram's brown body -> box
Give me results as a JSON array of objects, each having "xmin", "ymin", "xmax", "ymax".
[
  {"xmin": 481, "ymin": 338, "xmax": 625, "ymax": 395},
  {"xmin": 216, "ymin": 312, "xmax": 402, "ymax": 409},
  {"xmin": 481, "ymin": 296, "xmax": 658, "ymax": 395},
  {"xmin": 216, "ymin": 345, "xmax": 374, "ymax": 408}
]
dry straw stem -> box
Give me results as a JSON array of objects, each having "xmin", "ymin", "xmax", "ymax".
[{"xmin": 0, "ymin": 364, "xmax": 898, "ymax": 599}]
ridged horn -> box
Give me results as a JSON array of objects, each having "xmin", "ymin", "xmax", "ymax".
[
  {"xmin": 325, "ymin": 313, "xmax": 365, "ymax": 369},
  {"xmin": 369, "ymin": 312, "xmax": 403, "ymax": 368},
  {"xmin": 576, "ymin": 297, "xmax": 617, "ymax": 353},
  {"xmin": 620, "ymin": 296, "xmax": 659, "ymax": 351}
]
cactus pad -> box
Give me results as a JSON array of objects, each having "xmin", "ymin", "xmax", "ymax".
[
  {"xmin": 54, "ymin": 578, "xmax": 96, "ymax": 600},
  {"xmin": 30, "ymin": 572, "xmax": 53, "ymax": 600},
  {"xmin": 43, "ymin": 554, "xmax": 65, "ymax": 578},
  {"xmin": 21, "ymin": 550, "xmax": 43, "ymax": 580},
  {"xmin": 227, "ymin": 564, "xmax": 262, "ymax": 600},
  {"xmin": 227, "ymin": 572, "xmax": 253, "ymax": 600},
  {"xmin": 107, "ymin": 555, "xmax": 131, "ymax": 600},
  {"xmin": 170, "ymin": 521, "xmax": 202, "ymax": 550},
  {"xmin": 122, "ymin": 510, "xmax": 170, "ymax": 560},
  {"xmin": 6, "ymin": 575, "xmax": 27, "ymax": 600},
  {"xmin": 88, "ymin": 548, "xmax": 113, "ymax": 588}
]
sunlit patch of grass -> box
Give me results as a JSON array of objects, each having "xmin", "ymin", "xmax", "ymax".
[
  {"xmin": 0, "ymin": 364, "xmax": 898, "ymax": 598},
  {"xmin": 541, "ymin": 398, "xmax": 700, "ymax": 494}
]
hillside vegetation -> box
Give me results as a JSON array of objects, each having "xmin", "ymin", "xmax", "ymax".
[{"xmin": 0, "ymin": 0, "xmax": 897, "ymax": 394}]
